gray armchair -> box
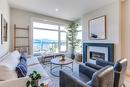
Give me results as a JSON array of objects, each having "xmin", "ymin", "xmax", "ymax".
[
  {"xmin": 85, "ymin": 59, "xmax": 128, "ymax": 87},
  {"xmin": 60, "ymin": 65, "xmax": 114, "ymax": 87}
]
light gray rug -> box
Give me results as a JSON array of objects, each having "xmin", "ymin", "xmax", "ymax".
[{"xmin": 41, "ymin": 61, "xmax": 80, "ymax": 87}]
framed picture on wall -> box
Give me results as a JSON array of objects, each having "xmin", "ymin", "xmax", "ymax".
[
  {"xmin": 1, "ymin": 14, "xmax": 8, "ymax": 44},
  {"xmin": 88, "ymin": 15, "xmax": 106, "ymax": 40}
]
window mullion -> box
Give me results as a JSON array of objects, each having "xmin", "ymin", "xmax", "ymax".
[{"xmin": 58, "ymin": 26, "xmax": 61, "ymax": 52}]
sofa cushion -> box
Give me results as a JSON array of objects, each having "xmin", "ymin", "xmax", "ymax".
[
  {"xmin": 79, "ymin": 64, "xmax": 97, "ymax": 79},
  {"xmin": 27, "ymin": 57, "xmax": 39, "ymax": 66},
  {"xmin": 87, "ymin": 66, "xmax": 114, "ymax": 87},
  {"xmin": 0, "ymin": 46, "xmax": 9, "ymax": 62},
  {"xmin": 73, "ymin": 72, "xmax": 90, "ymax": 83},
  {"xmin": 16, "ymin": 56, "xmax": 27, "ymax": 78},
  {"xmin": 0, "ymin": 65, "xmax": 17, "ymax": 81},
  {"xmin": 96, "ymin": 59, "xmax": 114, "ymax": 67},
  {"xmin": 0, "ymin": 50, "xmax": 20, "ymax": 70},
  {"xmin": 0, "ymin": 50, "xmax": 20, "ymax": 80},
  {"xmin": 0, "ymin": 76, "xmax": 30, "ymax": 87},
  {"xmin": 0, "ymin": 52, "xmax": 10, "ymax": 63},
  {"xmin": 85, "ymin": 62, "xmax": 103, "ymax": 70}
]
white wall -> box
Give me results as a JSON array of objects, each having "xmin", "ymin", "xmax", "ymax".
[
  {"xmin": 121, "ymin": 0, "xmax": 130, "ymax": 74},
  {"xmin": 10, "ymin": 8, "xmax": 71, "ymax": 54},
  {"xmin": 0, "ymin": 0, "xmax": 10, "ymax": 52},
  {"xmin": 82, "ymin": 0, "xmax": 121, "ymax": 62}
]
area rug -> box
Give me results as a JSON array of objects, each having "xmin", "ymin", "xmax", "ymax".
[{"xmin": 41, "ymin": 61, "xmax": 80, "ymax": 87}]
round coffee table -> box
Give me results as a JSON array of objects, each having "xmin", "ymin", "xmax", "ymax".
[{"xmin": 50, "ymin": 58, "xmax": 73, "ymax": 77}]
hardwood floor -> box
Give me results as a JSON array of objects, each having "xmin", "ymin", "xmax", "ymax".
[{"xmin": 125, "ymin": 76, "xmax": 130, "ymax": 87}]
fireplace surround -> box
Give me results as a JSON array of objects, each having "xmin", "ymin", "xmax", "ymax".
[{"xmin": 83, "ymin": 43, "xmax": 114, "ymax": 63}]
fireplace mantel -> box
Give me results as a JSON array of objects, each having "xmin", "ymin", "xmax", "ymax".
[{"xmin": 83, "ymin": 43, "xmax": 114, "ymax": 63}]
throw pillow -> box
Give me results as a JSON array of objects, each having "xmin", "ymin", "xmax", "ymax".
[
  {"xmin": 20, "ymin": 56, "xmax": 27, "ymax": 63},
  {"xmin": 16, "ymin": 57, "xmax": 27, "ymax": 78}
]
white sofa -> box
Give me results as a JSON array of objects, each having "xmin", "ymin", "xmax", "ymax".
[{"xmin": 0, "ymin": 47, "xmax": 50, "ymax": 87}]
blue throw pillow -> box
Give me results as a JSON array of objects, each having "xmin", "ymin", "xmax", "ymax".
[
  {"xmin": 16, "ymin": 56, "xmax": 27, "ymax": 78},
  {"xmin": 20, "ymin": 56, "xmax": 27, "ymax": 62}
]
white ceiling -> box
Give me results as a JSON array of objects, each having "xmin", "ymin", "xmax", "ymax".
[{"xmin": 8, "ymin": 0, "xmax": 116, "ymax": 21}]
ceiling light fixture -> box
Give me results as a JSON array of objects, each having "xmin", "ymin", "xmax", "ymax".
[{"xmin": 55, "ymin": 8, "xmax": 59, "ymax": 12}]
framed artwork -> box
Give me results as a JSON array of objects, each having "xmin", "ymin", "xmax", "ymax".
[
  {"xmin": 88, "ymin": 15, "xmax": 106, "ymax": 40},
  {"xmin": 1, "ymin": 14, "xmax": 8, "ymax": 44}
]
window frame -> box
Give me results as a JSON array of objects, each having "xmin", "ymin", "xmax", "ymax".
[{"xmin": 33, "ymin": 22, "xmax": 68, "ymax": 53}]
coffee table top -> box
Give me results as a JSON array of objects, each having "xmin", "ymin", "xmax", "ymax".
[{"xmin": 50, "ymin": 58, "xmax": 73, "ymax": 65}]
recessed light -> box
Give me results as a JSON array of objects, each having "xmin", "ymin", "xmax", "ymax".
[{"xmin": 55, "ymin": 8, "xmax": 59, "ymax": 12}]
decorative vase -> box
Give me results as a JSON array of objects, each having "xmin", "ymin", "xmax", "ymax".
[
  {"xmin": 71, "ymin": 54, "xmax": 75, "ymax": 59},
  {"xmin": 60, "ymin": 56, "xmax": 65, "ymax": 61}
]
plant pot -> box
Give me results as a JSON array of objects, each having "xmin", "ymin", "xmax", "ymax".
[
  {"xmin": 43, "ymin": 84, "xmax": 48, "ymax": 87},
  {"xmin": 71, "ymin": 54, "xmax": 75, "ymax": 59},
  {"xmin": 34, "ymin": 80, "xmax": 39, "ymax": 86},
  {"xmin": 75, "ymin": 53, "xmax": 82, "ymax": 62}
]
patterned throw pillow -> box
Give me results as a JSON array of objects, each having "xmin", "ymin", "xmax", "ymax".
[
  {"xmin": 20, "ymin": 56, "xmax": 27, "ymax": 63},
  {"xmin": 16, "ymin": 56, "xmax": 27, "ymax": 78}
]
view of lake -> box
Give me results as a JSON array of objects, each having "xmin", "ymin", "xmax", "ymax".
[{"xmin": 33, "ymin": 39, "xmax": 66, "ymax": 52}]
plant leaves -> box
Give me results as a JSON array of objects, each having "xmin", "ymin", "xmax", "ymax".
[{"xmin": 26, "ymin": 81, "xmax": 31, "ymax": 87}]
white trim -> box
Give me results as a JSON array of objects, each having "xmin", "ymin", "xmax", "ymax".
[
  {"xmin": 58, "ymin": 26, "xmax": 61, "ymax": 52},
  {"xmin": 30, "ymin": 17, "xmax": 34, "ymax": 55},
  {"xmin": 31, "ymin": 17, "xmax": 68, "ymax": 26},
  {"xmin": 33, "ymin": 27, "xmax": 66, "ymax": 32}
]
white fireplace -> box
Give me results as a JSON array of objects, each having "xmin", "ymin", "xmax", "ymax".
[{"xmin": 87, "ymin": 46, "xmax": 108, "ymax": 63}]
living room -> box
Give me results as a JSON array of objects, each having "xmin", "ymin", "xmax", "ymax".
[{"xmin": 0, "ymin": 0, "xmax": 130, "ymax": 87}]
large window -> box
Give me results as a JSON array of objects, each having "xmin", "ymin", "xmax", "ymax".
[{"xmin": 33, "ymin": 22, "xmax": 67, "ymax": 53}]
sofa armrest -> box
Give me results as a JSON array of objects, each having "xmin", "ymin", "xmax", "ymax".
[
  {"xmin": 96, "ymin": 59, "xmax": 114, "ymax": 67},
  {"xmin": 60, "ymin": 70, "xmax": 91, "ymax": 87},
  {"xmin": 85, "ymin": 62, "xmax": 103, "ymax": 70},
  {"xmin": 0, "ymin": 76, "xmax": 30, "ymax": 87},
  {"xmin": 79, "ymin": 64, "xmax": 97, "ymax": 79}
]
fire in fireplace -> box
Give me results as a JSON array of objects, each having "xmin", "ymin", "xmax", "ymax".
[{"xmin": 90, "ymin": 51, "xmax": 105, "ymax": 60}]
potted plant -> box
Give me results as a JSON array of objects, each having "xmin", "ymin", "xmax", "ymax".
[
  {"xmin": 26, "ymin": 71, "xmax": 43, "ymax": 87},
  {"xmin": 67, "ymin": 22, "xmax": 81, "ymax": 59}
]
